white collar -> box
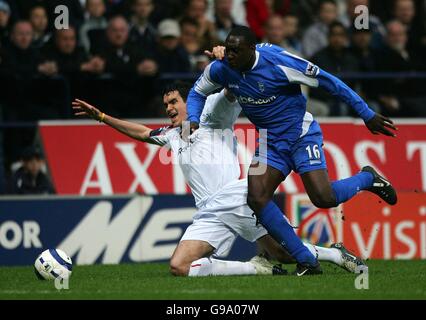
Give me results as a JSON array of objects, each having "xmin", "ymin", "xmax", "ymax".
[{"xmin": 251, "ymin": 51, "xmax": 260, "ymax": 70}]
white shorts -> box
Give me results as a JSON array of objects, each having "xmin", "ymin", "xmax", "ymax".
[{"xmin": 180, "ymin": 203, "xmax": 268, "ymax": 257}]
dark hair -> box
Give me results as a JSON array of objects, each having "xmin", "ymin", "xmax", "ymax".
[
  {"xmin": 21, "ymin": 146, "xmax": 42, "ymax": 161},
  {"xmin": 162, "ymin": 81, "xmax": 192, "ymax": 102},
  {"xmin": 29, "ymin": 5, "xmax": 47, "ymax": 16},
  {"xmin": 180, "ymin": 16, "xmax": 199, "ymax": 28},
  {"xmin": 227, "ymin": 26, "xmax": 257, "ymax": 46},
  {"xmin": 329, "ymin": 21, "xmax": 347, "ymax": 34}
]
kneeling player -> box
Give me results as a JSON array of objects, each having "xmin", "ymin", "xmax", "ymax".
[{"xmin": 73, "ymin": 82, "xmax": 364, "ymax": 276}]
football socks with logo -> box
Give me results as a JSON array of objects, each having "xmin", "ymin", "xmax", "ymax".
[
  {"xmin": 331, "ymin": 171, "xmax": 374, "ymax": 204},
  {"xmin": 259, "ymin": 201, "xmax": 317, "ymax": 266}
]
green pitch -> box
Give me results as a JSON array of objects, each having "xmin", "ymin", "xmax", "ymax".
[{"xmin": 0, "ymin": 260, "xmax": 425, "ymax": 300}]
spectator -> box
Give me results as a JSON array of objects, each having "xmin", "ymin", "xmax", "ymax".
[
  {"xmin": 263, "ymin": 15, "xmax": 286, "ymax": 46},
  {"xmin": 0, "ymin": 21, "xmax": 69, "ymax": 120},
  {"xmin": 40, "ymin": 27, "xmax": 89, "ymax": 76},
  {"xmin": 393, "ymin": 0, "xmax": 425, "ymax": 51},
  {"xmin": 180, "ymin": 17, "xmax": 209, "ymax": 72},
  {"xmin": 7, "ymin": 146, "xmax": 55, "ymax": 195},
  {"xmin": 310, "ymin": 22, "xmax": 360, "ymax": 116},
  {"xmin": 128, "ymin": 0, "xmax": 157, "ymax": 52},
  {"xmin": 16, "ymin": 0, "xmax": 84, "ymax": 30},
  {"xmin": 185, "ymin": 0, "xmax": 218, "ymax": 51},
  {"xmin": 0, "ymin": 0, "xmax": 11, "ymax": 46},
  {"xmin": 350, "ymin": 27, "xmax": 375, "ymax": 71},
  {"xmin": 376, "ymin": 20, "xmax": 425, "ymax": 116},
  {"xmin": 302, "ymin": 0, "xmax": 338, "ymax": 58},
  {"xmin": 207, "ymin": 0, "xmax": 248, "ymax": 27},
  {"xmin": 291, "ymin": 0, "xmax": 320, "ymax": 30},
  {"xmin": 92, "ymin": 16, "xmax": 157, "ymax": 117},
  {"xmin": 79, "ymin": 0, "xmax": 108, "ymax": 52},
  {"xmin": 341, "ymin": 0, "xmax": 385, "ymax": 50},
  {"xmin": 154, "ymin": 19, "xmax": 191, "ymax": 73},
  {"xmin": 29, "ymin": 6, "xmax": 51, "ymax": 49},
  {"xmin": 246, "ymin": 0, "xmax": 292, "ymax": 40},
  {"xmin": 282, "ymin": 14, "xmax": 303, "ymax": 55},
  {"xmin": 93, "ymin": 16, "xmax": 154, "ymax": 77},
  {"xmin": 130, "ymin": 0, "xmax": 185, "ymax": 25},
  {"xmin": 394, "ymin": 0, "xmax": 416, "ymax": 27},
  {"xmin": 246, "ymin": 0, "xmax": 271, "ymax": 40},
  {"xmin": 0, "ymin": 21, "xmax": 40, "ymax": 78},
  {"xmin": 313, "ymin": 22, "xmax": 359, "ymax": 74},
  {"xmin": 264, "ymin": 14, "xmax": 302, "ymax": 56},
  {"xmin": 230, "ymin": 0, "xmax": 248, "ymax": 26},
  {"xmin": 350, "ymin": 27, "xmax": 380, "ymax": 110},
  {"xmin": 213, "ymin": 0, "xmax": 243, "ymax": 43}
]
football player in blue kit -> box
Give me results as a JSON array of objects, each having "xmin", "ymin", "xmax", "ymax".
[{"xmin": 186, "ymin": 26, "xmax": 398, "ymax": 275}]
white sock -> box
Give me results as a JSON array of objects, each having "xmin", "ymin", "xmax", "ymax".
[
  {"xmin": 188, "ymin": 257, "xmax": 256, "ymax": 277},
  {"xmin": 303, "ymin": 243, "xmax": 343, "ymax": 265}
]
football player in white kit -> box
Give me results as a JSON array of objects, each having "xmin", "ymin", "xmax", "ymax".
[{"xmin": 72, "ymin": 82, "xmax": 365, "ymax": 277}]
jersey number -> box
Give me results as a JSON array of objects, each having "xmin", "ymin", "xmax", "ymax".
[{"xmin": 305, "ymin": 145, "xmax": 320, "ymax": 159}]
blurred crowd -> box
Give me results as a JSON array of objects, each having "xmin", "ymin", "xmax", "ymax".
[
  {"xmin": 0, "ymin": 0, "xmax": 425, "ymax": 121},
  {"xmin": 0, "ymin": 0, "xmax": 426, "ymax": 194}
]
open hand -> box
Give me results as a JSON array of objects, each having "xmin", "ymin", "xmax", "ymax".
[
  {"xmin": 72, "ymin": 99, "xmax": 103, "ymax": 121},
  {"xmin": 365, "ymin": 113, "xmax": 398, "ymax": 137}
]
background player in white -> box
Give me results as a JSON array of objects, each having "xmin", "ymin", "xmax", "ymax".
[{"xmin": 72, "ymin": 81, "xmax": 364, "ymax": 276}]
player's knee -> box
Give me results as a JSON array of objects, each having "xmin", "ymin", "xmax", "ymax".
[
  {"xmin": 309, "ymin": 192, "xmax": 337, "ymax": 209},
  {"xmin": 247, "ymin": 192, "xmax": 270, "ymax": 214},
  {"xmin": 169, "ymin": 259, "xmax": 189, "ymax": 276}
]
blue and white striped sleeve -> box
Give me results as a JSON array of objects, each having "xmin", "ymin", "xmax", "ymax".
[
  {"xmin": 187, "ymin": 61, "xmax": 224, "ymax": 123},
  {"xmin": 276, "ymin": 51, "xmax": 375, "ymax": 122}
]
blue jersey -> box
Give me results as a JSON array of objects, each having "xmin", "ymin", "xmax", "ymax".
[{"xmin": 187, "ymin": 43, "xmax": 375, "ymax": 145}]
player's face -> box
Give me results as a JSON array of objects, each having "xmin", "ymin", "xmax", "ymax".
[
  {"xmin": 225, "ymin": 35, "xmax": 255, "ymax": 71},
  {"xmin": 163, "ymin": 91, "xmax": 187, "ymax": 127}
]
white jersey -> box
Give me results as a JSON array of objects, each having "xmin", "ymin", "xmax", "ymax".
[{"xmin": 147, "ymin": 90, "xmax": 244, "ymax": 209}]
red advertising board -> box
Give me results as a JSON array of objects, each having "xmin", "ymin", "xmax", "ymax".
[
  {"xmin": 39, "ymin": 119, "xmax": 426, "ymax": 195},
  {"xmin": 287, "ymin": 192, "xmax": 426, "ymax": 259}
]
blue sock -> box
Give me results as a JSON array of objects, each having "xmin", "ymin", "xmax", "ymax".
[
  {"xmin": 331, "ymin": 171, "xmax": 374, "ymax": 204},
  {"xmin": 259, "ymin": 201, "xmax": 317, "ymax": 265}
]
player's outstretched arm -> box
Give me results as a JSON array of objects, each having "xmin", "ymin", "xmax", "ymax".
[
  {"xmin": 276, "ymin": 51, "xmax": 398, "ymax": 137},
  {"xmin": 72, "ymin": 99, "xmax": 152, "ymax": 142},
  {"xmin": 316, "ymin": 70, "xmax": 397, "ymax": 137}
]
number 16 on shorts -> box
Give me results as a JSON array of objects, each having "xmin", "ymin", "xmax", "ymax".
[{"xmin": 306, "ymin": 144, "xmax": 322, "ymax": 165}]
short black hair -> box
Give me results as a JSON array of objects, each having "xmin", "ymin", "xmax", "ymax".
[
  {"xmin": 227, "ymin": 26, "xmax": 257, "ymax": 46},
  {"xmin": 329, "ymin": 21, "xmax": 347, "ymax": 34},
  {"xmin": 21, "ymin": 146, "xmax": 42, "ymax": 161},
  {"xmin": 162, "ymin": 81, "xmax": 192, "ymax": 102}
]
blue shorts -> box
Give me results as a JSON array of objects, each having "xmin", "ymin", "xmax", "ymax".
[{"xmin": 253, "ymin": 122, "xmax": 327, "ymax": 177}]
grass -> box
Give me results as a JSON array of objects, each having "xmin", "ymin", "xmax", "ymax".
[{"xmin": 0, "ymin": 260, "xmax": 425, "ymax": 300}]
